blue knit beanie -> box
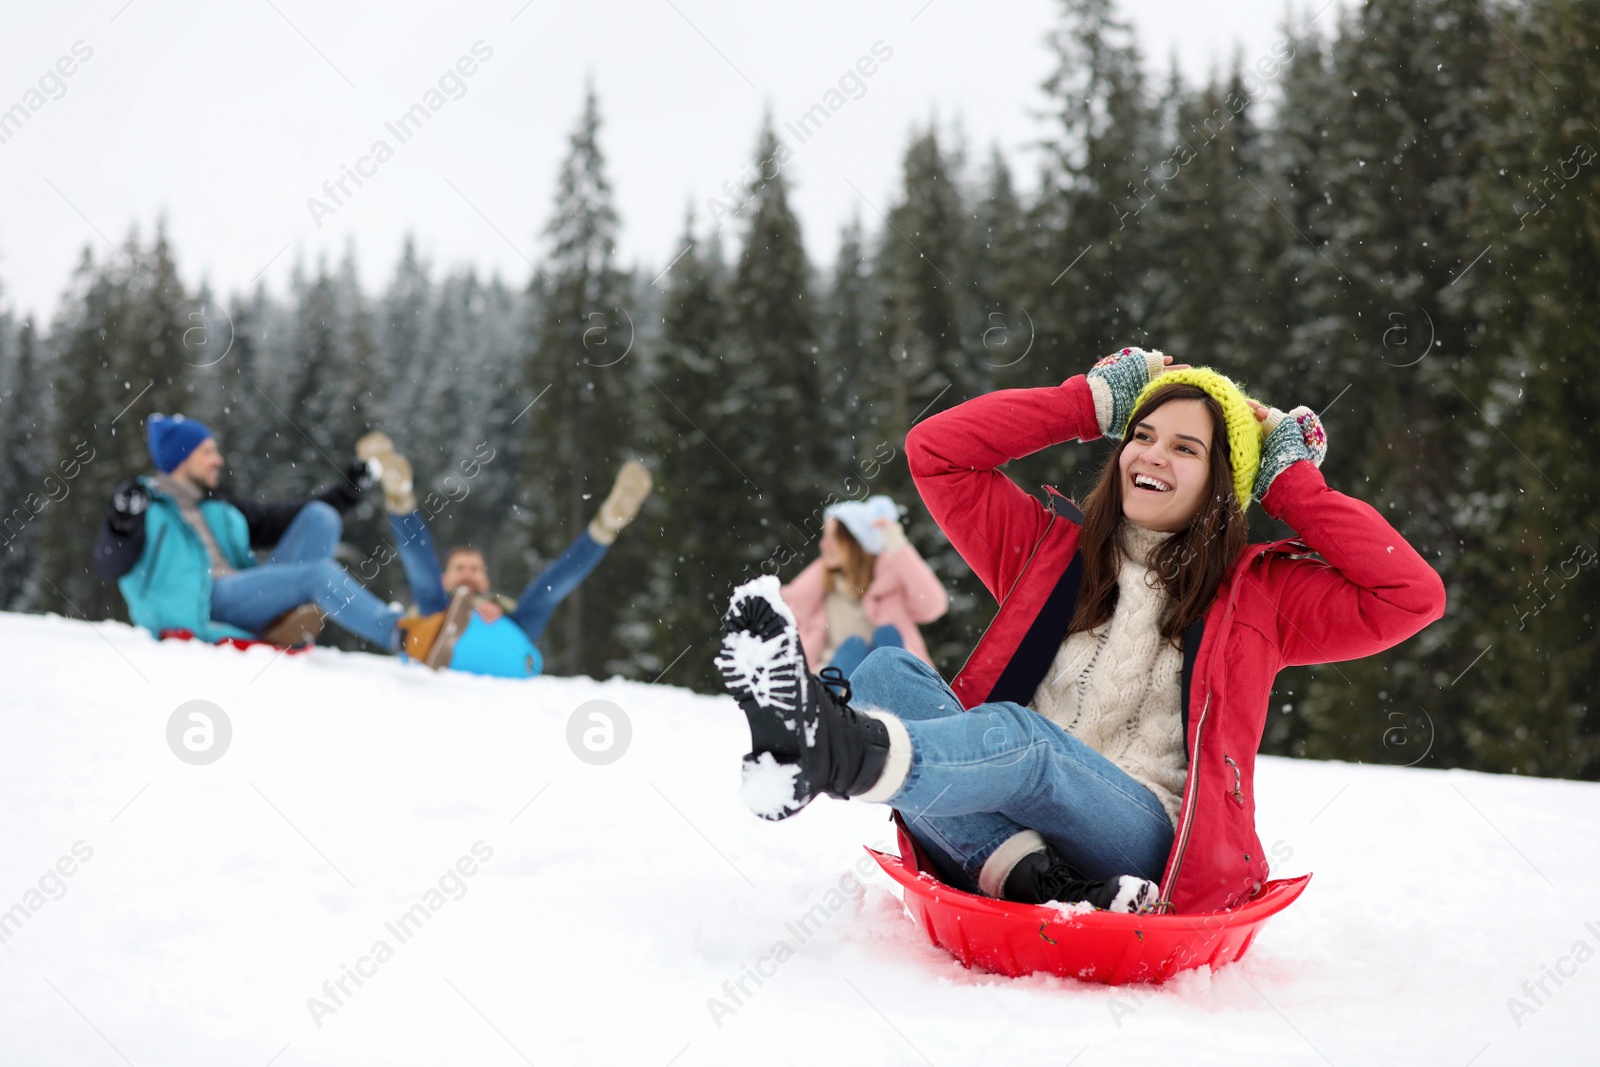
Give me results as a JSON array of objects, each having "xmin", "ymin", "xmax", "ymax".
[
  {"xmin": 824, "ymin": 495, "xmax": 902, "ymax": 555},
  {"xmin": 147, "ymin": 414, "xmax": 213, "ymax": 474}
]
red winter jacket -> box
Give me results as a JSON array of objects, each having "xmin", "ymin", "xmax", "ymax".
[{"xmin": 905, "ymin": 374, "xmax": 1446, "ymax": 914}]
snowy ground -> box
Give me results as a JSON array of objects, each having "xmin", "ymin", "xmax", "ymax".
[{"xmin": 2, "ymin": 611, "xmax": 1596, "ymax": 1067}]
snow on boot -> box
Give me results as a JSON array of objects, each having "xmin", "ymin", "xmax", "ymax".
[
  {"xmin": 356, "ymin": 432, "xmax": 416, "ymax": 514},
  {"xmin": 716, "ymin": 576, "xmax": 889, "ymax": 821},
  {"xmin": 588, "ymin": 459, "xmax": 653, "ymax": 545},
  {"xmin": 1002, "ymin": 848, "xmax": 1160, "ymax": 914}
]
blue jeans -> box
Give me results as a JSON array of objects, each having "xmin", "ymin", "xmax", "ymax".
[
  {"xmin": 849, "ymin": 647, "xmax": 1174, "ymax": 895},
  {"xmin": 210, "ymin": 502, "xmax": 402, "ymax": 649},
  {"xmin": 388, "ymin": 511, "xmax": 609, "ymax": 644},
  {"xmin": 825, "ymin": 624, "xmax": 904, "ymax": 678}
]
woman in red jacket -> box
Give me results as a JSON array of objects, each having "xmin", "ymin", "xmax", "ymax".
[
  {"xmin": 716, "ymin": 349, "xmax": 1445, "ymax": 915},
  {"xmin": 780, "ymin": 495, "xmax": 949, "ymax": 679}
]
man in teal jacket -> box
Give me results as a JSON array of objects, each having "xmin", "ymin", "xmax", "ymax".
[{"xmin": 92, "ymin": 414, "xmax": 404, "ymax": 649}]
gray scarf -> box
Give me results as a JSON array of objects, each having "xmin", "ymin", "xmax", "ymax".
[{"xmin": 154, "ymin": 474, "xmax": 236, "ymax": 577}]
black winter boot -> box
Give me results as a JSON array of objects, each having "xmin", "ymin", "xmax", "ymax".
[
  {"xmin": 716, "ymin": 576, "xmax": 891, "ymax": 821},
  {"xmin": 1002, "ymin": 847, "xmax": 1160, "ymax": 914}
]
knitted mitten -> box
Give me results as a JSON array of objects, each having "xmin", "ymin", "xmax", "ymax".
[
  {"xmin": 1086, "ymin": 347, "xmax": 1168, "ymax": 438},
  {"xmin": 1254, "ymin": 405, "xmax": 1328, "ymax": 500},
  {"xmin": 355, "ymin": 432, "xmax": 416, "ymax": 514}
]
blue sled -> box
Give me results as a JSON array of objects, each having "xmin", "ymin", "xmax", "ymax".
[{"xmin": 403, "ymin": 615, "xmax": 544, "ymax": 678}]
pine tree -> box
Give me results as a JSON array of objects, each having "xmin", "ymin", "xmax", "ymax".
[
  {"xmin": 0, "ymin": 288, "xmax": 17, "ymax": 594},
  {"xmin": 337, "ymin": 250, "xmax": 381, "ymax": 446},
  {"xmin": 877, "ymin": 124, "xmax": 976, "ymax": 438},
  {"xmin": 523, "ymin": 84, "xmax": 642, "ymax": 677},
  {"xmin": 203, "ymin": 285, "xmax": 282, "ymax": 491},
  {"xmin": 414, "ymin": 267, "xmax": 528, "ymax": 565},
  {"xmin": 1441, "ymin": 0, "xmax": 1600, "ymax": 777},
  {"xmin": 0, "ymin": 315, "xmax": 50, "ymax": 609},
  {"xmin": 37, "ymin": 229, "xmax": 194, "ymax": 620},
  {"xmin": 820, "ymin": 213, "xmax": 878, "ymax": 473},
  {"xmin": 267, "ymin": 257, "xmax": 367, "ymax": 502},
  {"xmin": 128, "ymin": 221, "xmax": 197, "ymax": 420},
  {"xmin": 373, "ymin": 236, "xmax": 434, "ymax": 435},
  {"xmin": 1221, "ymin": 19, "xmax": 1340, "ymax": 759},
  {"xmin": 645, "ymin": 212, "xmax": 742, "ymax": 691},
  {"xmin": 419, "ymin": 268, "xmax": 473, "ymax": 491},
  {"xmin": 1031, "ymin": 0, "xmax": 1161, "ymax": 373},
  {"xmin": 999, "ymin": 0, "xmax": 1166, "ymax": 545},
  {"xmin": 725, "ymin": 119, "xmax": 837, "ymax": 580},
  {"xmin": 969, "ymin": 146, "xmax": 1034, "ymax": 394},
  {"xmin": 1260, "ymin": 0, "xmax": 1507, "ymax": 768},
  {"xmin": 459, "ymin": 273, "xmax": 529, "ymax": 571},
  {"xmin": 873, "ymin": 127, "xmax": 1009, "ymax": 673},
  {"xmin": 329, "ymin": 249, "xmax": 386, "ymax": 581},
  {"xmin": 1142, "ymin": 68, "xmax": 1271, "ymax": 380}
]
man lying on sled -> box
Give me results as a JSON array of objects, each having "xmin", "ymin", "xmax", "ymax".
[{"xmin": 356, "ymin": 433, "xmax": 652, "ymax": 678}]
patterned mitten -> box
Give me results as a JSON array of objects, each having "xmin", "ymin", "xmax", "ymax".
[
  {"xmin": 1086, "ymin": 347, "xmax": 1168, "ymax": 438},
  {"xmin": 1254, "ymin": 405, "xmax": 1328, "ymax": 500}
]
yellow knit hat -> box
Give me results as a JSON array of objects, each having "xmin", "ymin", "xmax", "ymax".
[{"xmin": 1130, "ymin": 367, "xmax": 1260, "ymax": 510}]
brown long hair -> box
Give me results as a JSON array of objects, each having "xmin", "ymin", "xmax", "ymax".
[
  {"xmin": 1066, "ymin": 383, "xmax": 1249, "ymax": 643},
  {"xmin": 826, "ymin": 520, "xmax": 877, "ymax": 598}
]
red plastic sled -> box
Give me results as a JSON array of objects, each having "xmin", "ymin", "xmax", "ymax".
[
  {"xmin": 160, "ymin": 629, "xmax": 312, "ymax": 655},
  {"xmin": 869, "ymin": 816, "xmax": 1310, "ymax": 985}
]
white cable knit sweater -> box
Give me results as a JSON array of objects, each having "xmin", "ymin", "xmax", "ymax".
[{"xmin": 1029, "ymin": 522, "xmax": 1189, "ymax": 826}]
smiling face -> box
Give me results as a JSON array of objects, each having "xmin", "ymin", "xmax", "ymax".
[{"xmin": 1117, "ymin": 398, "xmax": 1215, "ymax": 532}]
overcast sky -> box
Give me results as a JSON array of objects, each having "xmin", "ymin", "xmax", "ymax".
[{"xmin": 0, "ymin": 0, "xmax": 1331, "ymax": 321}]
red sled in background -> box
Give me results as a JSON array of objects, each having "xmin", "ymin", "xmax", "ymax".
[
  {"xmin": 869, "ymin": 814, "xmax": 1310, "ymax": 985},
  {"xmin": 159, "ymin": 629, "xmax": 313, "ymax": 656}
]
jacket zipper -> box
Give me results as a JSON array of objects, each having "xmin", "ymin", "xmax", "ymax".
[
  {"xmin": 1157, "ymin": 693, "xmax": 1208, "ymax": 911},
  {"xmin": 1002, "ymin": 495, "xmax": 1061, "ymax": 608},
  {"xmin": 1157, "ymin": 546, "xmax": 1267, "ymax": 911}
]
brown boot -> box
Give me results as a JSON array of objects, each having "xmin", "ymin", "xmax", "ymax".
[
  {"xmin": 397, "ymin": 612, "xmax": 442, "ymax": 664},
  {"xmin": 259, "ymin": 603, "xmax": 324, "ymax": 647},
  {"xmin": 587, "ymin": 459, "xmax": 653, "ymax": 545},
  {"xmin": 356, "ymin": 431, "xmax": 416, "ymax": 514},
  {"xmin": 397, "ymin": 588, "xmax": 477, "ymax": 670}
]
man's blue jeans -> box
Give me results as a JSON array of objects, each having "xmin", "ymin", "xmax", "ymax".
[
  {"xmin": 849, "ymin": 647, "xmax": 1174, "ymax": 895},
  {"xmin": 210, "ymin": 502, "xmax": 402, "ymax": 648},
  {"xmin": 825, "ymin": 624, "xmax": 904, "ymax": 678},
  {"xmin": 388, "ymin": 511, "xmax": 609, "ymax": 644}
]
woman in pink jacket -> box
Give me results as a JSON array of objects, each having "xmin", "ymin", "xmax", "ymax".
[
  {"xmin": 716, "ymin": 349, "xmax": 1445, "ymax": 915},
  {"xmin": 780, "ymin": 496, "xmax": 949, "ymax": 678}
]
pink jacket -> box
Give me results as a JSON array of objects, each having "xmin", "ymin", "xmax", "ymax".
[{"xmin": 781, "ymin": 545, "xmax": 950, "ymax": 669}]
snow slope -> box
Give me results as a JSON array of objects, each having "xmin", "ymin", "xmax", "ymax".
[{"xmin": 1, "ymin": 610, "xmax": 1596, "ymax": 1067}]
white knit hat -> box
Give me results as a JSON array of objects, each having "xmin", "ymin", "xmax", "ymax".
[{"xmin": 824, "ymin": 495, "xmax": 902, "ymax": 554}]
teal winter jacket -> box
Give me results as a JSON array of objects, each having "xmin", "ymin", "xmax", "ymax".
[{"xmin": 117, "ymin": 478, "xmax": 259, "ymax": 640}]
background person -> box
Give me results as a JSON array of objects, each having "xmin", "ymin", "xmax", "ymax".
[
  {"xmin": 92, "ymin": 414, "xmax": 406, "ymax": 651},
  {"xmin": 358, "ymin": 432, "xmax": 653, "ymax": 675},
  {"xmin": 779, "ymin": 495, "xmax": 948, "ymax": 679}
]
